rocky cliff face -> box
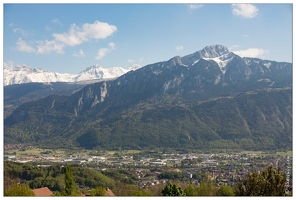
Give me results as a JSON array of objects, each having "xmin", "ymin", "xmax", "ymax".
[{"xmin": 57, "ymin": 45, "xmax": 291, "ymax": 117}]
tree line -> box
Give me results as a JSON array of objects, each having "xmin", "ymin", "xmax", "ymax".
[{"xmin": 4, "ymin": 161, "xmax": 291, "ymax": 196}]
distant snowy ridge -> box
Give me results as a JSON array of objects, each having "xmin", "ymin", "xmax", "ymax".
[
  {"xmin": 4, "ymin": 44, "xmax": 281, "ymax": 86},
  {"xmin": 4, "ymin": 64, "xmax": 142, "ymax": 86}
]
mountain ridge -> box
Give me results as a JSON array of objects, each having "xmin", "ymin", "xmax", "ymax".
[
  {"xmin": 4, "ymin": 44, "xmax": 290, "ymax": 86},
  {"xmin": 3, "ymin": 64, "xmax": 142, "ymax": 86},
  {"xmin": 4, "ymin": 44, "xmax": 292, "ymax": 151}
]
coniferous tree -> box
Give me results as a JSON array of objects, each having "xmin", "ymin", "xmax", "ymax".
[
  {"xmin": 161, "ymin": 182, "xmax": 185, "ymax": 196},
  {"xmin": 64, "ymin": 166, "xmax": 76, "ymax": 196}
]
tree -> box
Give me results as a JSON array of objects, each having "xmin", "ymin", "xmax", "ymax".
[
  {"xmin": 157, "ymin": 171, "xmax": 182, "ymax": 180},
  {"xmin": 184, "ymin": 184, "xmax": 198, "ymax": 196},
  {"xmin": 216, "ymin": 185, "xmax": 235, "ymax": 196},
  {"xmin": 4, "ymin": 175, "xmax": 21, "ymax": 192},
  {"xmin": 234, "ymin": 165, "xmax": 287, "ymax": 196},
  {"xmin": 196, "ymin": 182, "xmax": 218, "ymax": 196},
  {"xmin": 90, "ymin": 186, "xmax": 107, "ymax": 196},
  {"xmin": 146, "ymin": 184, "xmax": 165, "ymax": 196},
  {"xmin": 4, "ymin": 183, "xmax": 35, "ymax": 196},
  {"xmin": 194, "ymin": 174, "xmax": 218, "ymax": 196},
  {"xmin": 64, "ymin": 166, "xmax": 75, "ymax": 195},
  {"xmin": 161, "ymin": 182, "xmax": 185, "ymax": 196}
]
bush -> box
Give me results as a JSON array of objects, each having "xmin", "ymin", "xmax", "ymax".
[
  {"xmin": 216, "ymin": 185, "xmax": 235, "ymax": 196},
  {"xmin": 4, "ymin": 183, "xmax": 35, "ymax": 196},
  {"xmin": 90, "ymin": 186, "xmax": 107, "ymax": 196}
]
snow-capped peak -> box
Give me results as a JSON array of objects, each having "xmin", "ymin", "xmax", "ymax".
[
  {"xmin": 196, "ymin": 45, "xmax": 234, "ymax": 74},
  {"xmin": 199, "ymin": 44, "xmax": 230, "ymax": 58},
  {"xmin": 80, "ymin": 64, "xmax": 102, "ymax": 73},
  {"xmin": 4, "ymin": 64, "xmax": 132, "ymax": 86},
  {"xmin": 3, "ymin": 62, "xmax": 146, "ymax": 86},
  {"xmin": 3, "ymin": 65, "xmax": 76, "ymax": 86}
]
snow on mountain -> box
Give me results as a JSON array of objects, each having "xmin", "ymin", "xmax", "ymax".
[
  {"xmin": 3, "ymin": 65, "xmax": 76, "ymax": 86},
  {"xmin": 5, "ymin": 44, "xmax": 279, "ymax": 86},
  {"xmin": 243, "ymin": 57, "xmax": 273, "ymax": 68},
  {"xmin": 203, "ymin": 52, "xmax": 234, "ymax": 74},
  {"xmin": 181, "ymin": 44, "xmax": 233, "ymax": 69},
  {"xmin": 4, "ymin": 64, "xmax": 143, "ymax": 86},
  {"xmin": 263, "ymin": 62, "xmax": 272, "ymax": 68},
  {"xmin": 74, "ymin": 64, "xmax": 129, "ymax": 82},
  {"xmin": 199, "ymin": 44, "xmax": 230, "ymax": 58}
]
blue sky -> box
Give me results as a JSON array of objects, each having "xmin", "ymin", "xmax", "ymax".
[{"xmin": 3, "ymin": 3, "xmax": 293, "ymax": 74}]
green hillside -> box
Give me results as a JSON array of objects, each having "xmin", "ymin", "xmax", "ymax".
[{"xmin": 5, "ymin": 88, "xmax": 292, "ymax": 151}]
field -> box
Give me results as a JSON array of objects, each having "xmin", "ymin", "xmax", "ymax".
[
  {"xmin": 4, "ymin": 147, "xmax": 292, "ymax": 159},
  {"xmin": 5, "ymin": 148, "xmax": 67, "ymax": 157},
  {"xmin": 107, "ymin": 150, "xmax": 142, "ymax": 155},
  {"xmin": 4, "ymin": 148, "xmax": 142, "ymax": 158},
  {"xmin": 276, "ymin": 151, "xmax": 293, "ymax": 157},
  {"xmin": 239, "ymin": 150, "xmax": 293, "ymax": 158}
]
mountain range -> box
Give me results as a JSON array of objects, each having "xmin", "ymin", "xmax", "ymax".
[
  {"xmin": 4, "ymin": 45, "xmax": 292, "ymax": 151},
  {"xmin": 4, "ymin": 64, "xmax": 141, "ymax": 117},
  {"xmin": 4, "ymin": 64, "xmax": 142, "ymax": 86}
]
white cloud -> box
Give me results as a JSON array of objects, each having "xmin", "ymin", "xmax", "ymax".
[
  {"xmin": 11, "ymin": 23, "xmax": 34, "ymax": 36},
  {"xmin": 231, "ymin": 4, "xmax": 259, "ymax": 18},
  {"xmin": 15, "ymin": 38, "xmax": 36, "ymax": 53},
  {"xmin": 176, "ymin": 45, "xmax": 183, "ymax": 51},
  {"xmin": 13, "ymin": 28, "xmax": 30, "ymax": 36},
  {"xmin": 53, "ymin": 20, "xmax": 117, "ymax": 47},
  {"xmin": 53, "ymin": 25, "xmax": 83, "ymax": 46},
  {"xmin": 189, "ymin": 4, "xmax": 204, "ymax": 10},
  {"xmin": 128, "ymin": 59, "xmax": 134, "ymax": 63},
  {"xmin": 139, "ymin": 57, "xmax": 144, "ymax": 62},
  {"xmin": 233, "ymin": 48, "xmax": 269, "ymax": 58},
  {"xmin": 108, "ymin": 42, "xmax": 116, "ymax": 49},
  {"xmin": 73, "ymin": 49, "xmax": 85, "ymax": 57},
  {"xmin": 95, "ymin": 42, "xmax": 116, "ymax": 60},
  {"xmin": 36, "ymin": 40, "xmax": 65, "ymax": 54},
  {"xmin": 52, "ymin": 18, "xmax": 62, "ymax": 25},
  {"xmin": 228, "ymin": 45, "xmax": 239, "ymax": 51},
  {"xmin": 15, "ymin": 20, "xmax": 117, "ymax": 54},
  {"xmin": 96, "ymin": 48, "xmax": 109, "ymax": 60},
  {"xmin": 81, "ymin": 21, "xmax": 116, "ymax": 41}
]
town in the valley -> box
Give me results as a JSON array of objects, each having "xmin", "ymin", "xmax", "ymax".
[{"xmin": 4, "ymin": 144, "xmax": 292, "ymax": 189}]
